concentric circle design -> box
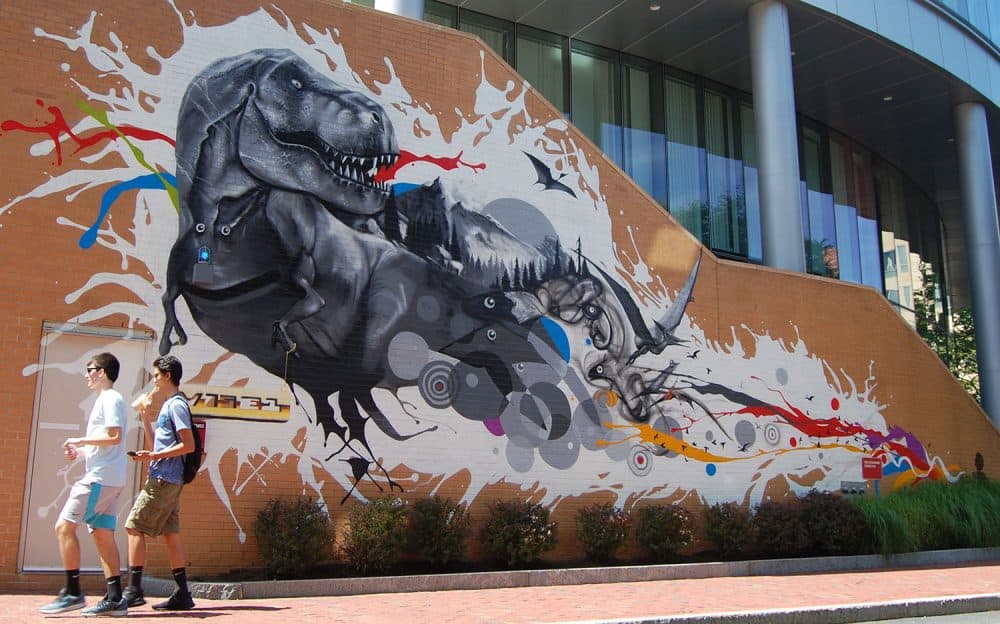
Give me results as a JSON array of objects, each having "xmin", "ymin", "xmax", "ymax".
[
  {"xmin": 763, "ymin": 423, "xmax": 781, "ymax": 447},
  {"xmin": 418, "ymin": 361, "xmax": 457, "ymax": 409},
  {"xmin": 627, "ymin": 445, "xmax": 653, "ymax": 477}
]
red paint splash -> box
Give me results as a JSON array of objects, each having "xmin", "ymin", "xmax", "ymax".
[
  {"xmin": 374, "ymin": 149, "xmax": 485, "ymax": 183},
  {"xmin": 720, "ymin": 378, "xmax": 930, "ymax": 472},
  {"xmin": 830, "ymin": 397, "xmax": 840, "ymax": 411},
  {"xmin": 1, "ymin": 100, "xmax": 175, "ymax": 165}
]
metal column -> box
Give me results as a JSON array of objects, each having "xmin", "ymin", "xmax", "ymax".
[
  {"xmin": 955, "ymin": 101, "xmax": 1000, "ymax": 429},
  {"xmin": 374, "ymin": 0, "xmax": 425, "ymax": 20},
  {"xmin": 748, "ymin": 0, "xmax": 806, "ymax": 273}
]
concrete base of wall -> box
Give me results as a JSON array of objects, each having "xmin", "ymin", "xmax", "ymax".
[{"xmin": 143, "ymin": 546, "xmax": 1000, "ymax": 600}]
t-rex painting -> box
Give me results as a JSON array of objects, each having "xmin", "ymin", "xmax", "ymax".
[{"xmin": 159, "ymin": 48, "xmax": 711, "ymax": 487}]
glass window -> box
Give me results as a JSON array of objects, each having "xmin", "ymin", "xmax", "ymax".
[
  {"xmin": 460, "ymin": 12, "xmax": 513, "ymax": 63},
  {"xmin": 423, "ymin": 0, "xmax": 456, "ymax": 28},
  {"xmin": 829, "ymin": 134, "xmax": 861, "ymax": 283},
  {"xmin": 801, "ymin": 125, "xmax": 837, "ymax": 277},
  {"xmin": 515, "ymin": 27, "xmax": 567, "ymax": 114},
  {"xmin": 741, "ymin": 102, "xmax": 762, "ymax": 261},
  {"xmin": 851, "ymin": 148, "xmax": 881, "ymax": 289},
  {"xmin": 665, "ymin": 77, "xmax": 705, "ymax": 241},
  {"xmin": 704, "ymin": 88, "xmax": 746, "ymax": 256},
  {"xmin": 622, "ymin": 60, "xmax": 666, "ymax": 205},
  {"xmin": 571, "ymin": 42, "xmax": 621, "ymax": 166}
]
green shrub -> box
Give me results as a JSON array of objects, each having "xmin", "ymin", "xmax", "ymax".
[
  {"xmin": 800, "ymin": 490, "xmax": 871, "ymax": 555},
  {"xmin": 575, "ymin": 503, "xmax": 631, "ymax": 563},
  {"xmin": 853, "ymin": 492, "xmax": 919, "ymax": 555},
  {"xmin": 752, "ymin": 499, "xmax": 811, "ymax": 558},
  {"xmin": 341, "ymin": 497, "xmax": 408, "ymax": 575},
  {"xmin": 855, "ymin": 477, "xmax": 1000, "ymax": 555},
  {"xmin": 254, "ymin": 495, "xmax": 334, "ymax": 578},
  {"xmin": 634, "ymin": 505, "xmax": 693, "ymax": 562},
  {"xmin": 407, "ymin": 496, "xmax": 471, "ymax": 568},
  {"xmin": 703, "ymin": 501, "xmax": 751, "ymax": 559},
  {"xmin": 480, "ymin": 500, "xmax": 557, "ymax": 568}
]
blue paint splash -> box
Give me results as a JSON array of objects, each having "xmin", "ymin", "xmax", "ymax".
[
  {"xmin": 540, "ymin": 316, "xmax": 570, "ymax": 362},
  {"xmin": 80, "ymin": 172, "xmax": 177, "ymax": 249}
]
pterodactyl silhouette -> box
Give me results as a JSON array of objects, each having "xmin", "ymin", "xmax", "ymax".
[
  {"xmin": 523, "ymin": 151, "xmax": 577, "ymax": 197},
  {"xmin": 582, "ymin": 250, "xmax": 703, "ymax": 364}
]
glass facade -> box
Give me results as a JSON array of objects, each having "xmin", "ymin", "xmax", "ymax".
[
  {"xmin": 933, "ymin": 0, "xmax": 1000, "ymax": 47},
  {"xmin": 423, "ymin": 0, "xmax": 948, "ymax": 326}
]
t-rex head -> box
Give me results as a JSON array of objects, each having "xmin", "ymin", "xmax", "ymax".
[{"xmin": 176, "ymin": 48, "xmax": 398, "ymax": 219}]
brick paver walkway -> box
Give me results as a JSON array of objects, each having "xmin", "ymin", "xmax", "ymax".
[{"xmin": 13, "ymin": 563, "xmax": 1000, "ymax": 623}]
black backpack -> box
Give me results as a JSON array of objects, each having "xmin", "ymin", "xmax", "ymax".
[{"xmin": 165, "ymin": 395, "xmax": 203, "ymax": 484}]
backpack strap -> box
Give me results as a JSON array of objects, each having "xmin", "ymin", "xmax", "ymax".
[{"xmin": 163, "ymin": 393, "xmax": 190, "ymax": 447}]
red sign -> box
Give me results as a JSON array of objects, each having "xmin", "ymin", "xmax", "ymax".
[
  {"xmin": 862, "ymin": 457, "xmax": 883, "ymax": 480},
  {"xmin": 192, "ymin": 418, "xmax": 207, "ymax": 455}
]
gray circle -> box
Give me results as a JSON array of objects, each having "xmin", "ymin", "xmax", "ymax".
[
  {"xmin": 452, "ymin": 362, "xmax": 504, "ymax": 421},
  {"xmin": 628, "ymin": 445, "xmax": 653, "ymax": 477},
  {"xmin": 776, "ymin": 368, "xmax": 789, "ymax": 385},
  {"xmin": 705, "ymin": 429, "xmax": 715, "ymax": 442},
  {"xmin": 734, "ymin": 420, "xmax": 756, "ymax": 449},
  {"xmin": 387, "ymin": 332, "xmax": 429, "ymax": 380},
  {"xmin": 501, "ymin": 393, "xmax": 546, "ymax": 448},
  {"xmin": 481, "ymin": 197, "xmax": 557, "ymax": 249},
  {"xmin": 449, "ymin": 314, "xmax": 475, "ymax": 339},
  {"xmin": 572, "ymin": 400, "xmax": 608, "ymax": 451},
  {"xmin": 539, "ymin": 435, "xmax": 580, "ymax": 469},
  {"xmin": 416, "ymin": 295, "xmax": 441, "ymax": 322},
  {"xmin": 506, "ymin": 441, "xmax": 535, "ymax": 473},
  {"xmin": 417, "ymin": 361, "xmax": 458, "ymax": 409},
  {"xmin": 763, "ymin": 423, "xmax": 781, "ymax": 447},
  {"xmin": 528, "ymin": 382, "xmax": 571, "ymax": 441},
  {"xmin": 651, "ymin": 415, "xmax": 682, "ymax": 458},
  {"xmin": 603, "ymin": 426, "xmax": 632, "ymax": 462}
]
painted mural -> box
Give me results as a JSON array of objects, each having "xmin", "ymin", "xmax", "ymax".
[{"xmin": 1, "ymin": 2, "xmax": 960, "ymax": 543}]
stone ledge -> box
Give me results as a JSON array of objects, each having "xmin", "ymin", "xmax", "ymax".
[{"xmin": 143, "ymin": 546, "xmax": 1000, "ymax": 601}]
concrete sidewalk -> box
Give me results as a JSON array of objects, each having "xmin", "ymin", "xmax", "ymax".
[{"xmin": 18, "ymin": 551, "xmax": 1000, "ymax": 623}]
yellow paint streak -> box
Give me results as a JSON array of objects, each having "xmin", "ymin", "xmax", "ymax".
[{"xmin": 598, "ymin": 421, "xmax": 868, "ymax": 464}]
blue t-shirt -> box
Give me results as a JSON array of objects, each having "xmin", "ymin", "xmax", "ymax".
[{"xmin": 148, "ymin": 394, "xmax": 192, "ymax": 485}]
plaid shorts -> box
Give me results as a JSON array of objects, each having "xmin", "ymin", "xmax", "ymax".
[{"xmin": 125, "ymin": 477, "xmax": 183, "ymax": 536}]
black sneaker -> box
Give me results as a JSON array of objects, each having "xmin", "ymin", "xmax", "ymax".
[
  {"xmin": 152, "ymin": 590, "xmax": 194, "ymax": 611},
  {"xmin": 123, "ymin": 586, "xmax": 145, "ymax": 607}
]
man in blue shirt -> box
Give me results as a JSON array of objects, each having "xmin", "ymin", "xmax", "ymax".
[{"xmin": 123, "ymin": 354, "xmax": 196, "ymax": 611}]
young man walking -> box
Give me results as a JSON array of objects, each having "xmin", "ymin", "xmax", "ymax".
[
  {"xmin": 39, "ymin": 352, "xmax": 129, "ymax": 617},
  {"xmin": 123, "ymin": 354, "xmax": 196, "ymax": 611}
]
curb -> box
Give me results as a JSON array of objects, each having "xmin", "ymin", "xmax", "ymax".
[
  {"xmin": 552, "ymin": 594, "xmax": 1000, "ymax": 624},
  {"xmin": 145, "ymin": 546, "xmax": 1000, "ymax": 601}
]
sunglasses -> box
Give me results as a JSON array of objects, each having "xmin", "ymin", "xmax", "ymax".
[{"xmin": 85, "ymin": 366, "xmax": 102, "ymax": 374}]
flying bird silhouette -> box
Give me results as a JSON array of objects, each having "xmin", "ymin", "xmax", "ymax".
[{"xmin": 523, "ymin": 151, "xmax": 577, "ymax": 197}]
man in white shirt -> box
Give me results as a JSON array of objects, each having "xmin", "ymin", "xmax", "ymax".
[{"xmin": 38, "ymin": 352, "xmax": 129, "ymax": 617}]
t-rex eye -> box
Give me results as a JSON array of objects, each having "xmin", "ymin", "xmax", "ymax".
[
  {"xmin": 594, "ymin": 364, "xmax": 604, "ymax": 375},
  {"xmin": 484, "ymin": 296, "xmax": 496, "ymax": 309},
  {"xmin": 291, "ymin": 78, "xmax": 303, "ymax": 90},
  {"xmin": 486, "ymin": 329, "xmax": 497, "ymax": 341}
]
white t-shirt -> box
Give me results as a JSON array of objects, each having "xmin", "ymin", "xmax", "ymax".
[{"xmin": 83, "ymin": 388, "xmax": 128, "ymax": 487}]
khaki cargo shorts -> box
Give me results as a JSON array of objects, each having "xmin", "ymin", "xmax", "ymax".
[{"xmin": 125, "ymin": 477, "xmax": 183, "ymax": 536}]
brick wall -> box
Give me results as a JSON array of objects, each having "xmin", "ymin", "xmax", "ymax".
[{"xmin": 0, "ymin": 0, "xmax": 995, "ymax": 589}]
